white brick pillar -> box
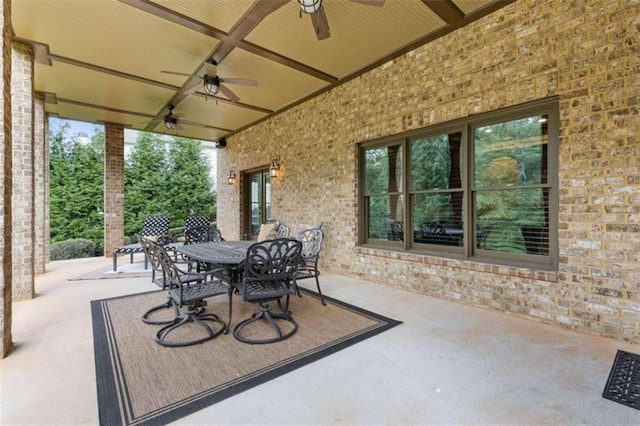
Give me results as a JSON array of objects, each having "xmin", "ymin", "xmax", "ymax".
[
  {"xmin": 0, "ymin": 0, "xmax": 13, "ymax": 357},
  {"xmin": 11, "ymin": 41, "xmax": 34, "ymax": 301}
]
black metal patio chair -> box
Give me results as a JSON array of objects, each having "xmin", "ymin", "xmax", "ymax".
[
  {"xmin": 294, "ymin": 226, "xmax": 326, "ymax": 305},
  {"xmin": 233, "ymin": 238, "xmax": 302, "ymax": 344},
  {"xmin": 112, "ymin": 215, "xmax": 172, "ymax": 271},
  {"xmin": 153, "ymin": 241, "xmax": 232, "ymax": 347}
]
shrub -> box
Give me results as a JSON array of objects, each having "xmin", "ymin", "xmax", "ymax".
[{"xmin": 50, "ymin": 238, "xmax": 97, "ymax": 261}]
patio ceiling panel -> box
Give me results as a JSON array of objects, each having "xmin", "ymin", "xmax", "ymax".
[
  {"xmin": 34, "ymin": 61, "xmax": 175, "ymax": 125},
  {"xmin": 244, "ymin": 0, "xmax": 445, "ymax": 78},
  {"xmin": 11, "ymin": 0, "xmax": 515, "ymax": 142},
  {"xmin": 173, "ymin": 95, "xmax": 269, "ymax": 132},
  {"xmin": 209, "ymin": 48, "xmax": 329, "ymax": 110}
]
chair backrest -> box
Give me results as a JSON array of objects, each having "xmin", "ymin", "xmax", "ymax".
[
  {"xmin": 184, "ymin": 225, "xmax": 210, "ymax": 245},
  {"xmin": 140, "ymin": 215, "xmax": 171, "ymax": 240},
  {"xmin": 242, "ymin": 238, "xmax": 302, "ymax": 300},
  {"xmin": 295, "ymin": 228, "xmax": 323, "ymax": 260},
  {"xmin": 137, "ymin": 235, "xmax": 163, "ymax": 273},
  {"xmin": 210, "ymin": 228, "xmax": 224, "ymax": 242},
  {"xmin": 184, "ymin": 214, "xmax": 211, "ymax": 230},
  {"xmin": 273, "ymin": 223, "xmax": 290, "ymax": 239}
]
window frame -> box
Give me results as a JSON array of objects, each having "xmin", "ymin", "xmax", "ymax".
[{"xmin": 358, "ymin": 98, "xmax": 559, "ymax": 270}]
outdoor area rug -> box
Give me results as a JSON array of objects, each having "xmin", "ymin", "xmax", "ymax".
[
  {"xmin": 91, "ymin": 288, "xmax": 402, "ymax": 425},
  {"xmin": 602, "ymin": 349, "xmax": 640, "ymax": 411}
]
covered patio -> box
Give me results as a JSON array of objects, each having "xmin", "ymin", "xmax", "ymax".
[{"xmin": 2, "ymin": 256, "xmax": 639, "ymax": 424}]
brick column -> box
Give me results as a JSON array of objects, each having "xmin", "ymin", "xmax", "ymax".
[
  {"xmin": 104, "ymin": 122, "xmax": 125, "ymax": 257},
  {"xmin": 33, "ymin": 93, "xmax": 47, "ymax": 274},
  {"xmin": 11, "ymin": 42, "xmax": 34, "ymax": 301},
  {"xmin": 0, "ymin": 0, "xmax": 13, "ymax": 357}
]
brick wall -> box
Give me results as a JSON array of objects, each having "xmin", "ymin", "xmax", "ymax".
[
  {"xmin": 0, "ymin": 0, "xmax": 12, "ymax": 357},
  {"xmin": 218, "ymin": 0, "xmax": 640, "ymax": 343},
  {"xmin": 103, "ymin": 123, "xmax": 125, "ymax": 256},
  {"xmin": 10, "ymin": 41, "xmax": 34, "ymax": 301}
]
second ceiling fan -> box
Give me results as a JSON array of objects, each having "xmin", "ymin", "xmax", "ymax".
[{"xmin": 162, "ymin": 60, "xmax": 258, "ymax": 103}]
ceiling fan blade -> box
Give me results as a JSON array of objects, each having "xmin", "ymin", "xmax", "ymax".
[
  {"xmin": 203, "ymin": 61, "xmax": 217, "ymax": 77},
  {"xmin": 348, "ymin": 0, "xmax": 385, "ymax": 6},
  {"xmin": 141, "ymin": 117, "xmax": 162, "ymax": 124},
  {"xmin": 311, "ymin": 5, "xmax": 330, "ymax": 40},
  {"xmin": 161, "ymin": 70, "xmax": 196, "ymax": 77},
  {"xmin": 179, "ymin": 119, "xmax": 208, "ymax": 129},
  {"xmin": 219, "ymin": 84, "xmax": 240, "ymax": 103},
  {"xmin": 181, "ymin": 78, "xmax": 203, "ymax": 95},
  {"xmin": 221, "ymin": 77, "xmax": 258, "ymax": 87}
]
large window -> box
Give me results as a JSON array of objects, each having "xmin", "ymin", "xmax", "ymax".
[{"xmin": 359, "ymin": 99, "xmax": 558, "ymax": 268}]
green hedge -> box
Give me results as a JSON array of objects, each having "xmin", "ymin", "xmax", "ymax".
[{"xmin": 50, "ymin": 238, "xmax": 98, "ymax": 261}]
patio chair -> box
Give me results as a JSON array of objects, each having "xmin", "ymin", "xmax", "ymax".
[
  {"xmin": 175, "ymin": 214, "xmax": 211, "ymax": 242},
  {"xmin": 294, "ymin": 227, "xmax": 326, "ymax": 305},
  {"xmin": 112, "ymin": 215, "xmax": 171, "ymax": 271},
  {"xmin": 210, "ymin": 228, "xmax": 224, "ymax": 242},
  {"xmin": 153, "ymin": 241, "xmax": 232, "ymax": 347},
  {"xmin": 265, "ymin": 222, "xmax": 290, "ymax": 240},
  {"xmin": 233, "ymin": 238, "xmax": 302, "ymax": 344},
  {"xmin": 138, "ymin": 235, "xmax": 174, "ymax": 325}
]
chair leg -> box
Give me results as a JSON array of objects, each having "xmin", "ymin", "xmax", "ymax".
[
  {"xmin": 154, "ymin": 306, "xmax": 226, "ymax": 347},
  {"xmin": 315, "ymin": 275, "xmax": 326, "ymax": 306},
  {"xmin": 233, "ymin": 300, "xmax": 298, "ymax": 344},
  {"xmin": 141, "ymin": 297, "xmax": 175, "ymax": 325}
]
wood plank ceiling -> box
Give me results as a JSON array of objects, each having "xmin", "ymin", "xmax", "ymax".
[{"xmin": 12, "ymin": 0, "xmax": 515, "ymax": 142}]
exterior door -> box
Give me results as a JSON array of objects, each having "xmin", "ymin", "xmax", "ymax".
[{"xmin": 244, "ymin": 169, "xmax": 271, "ymax": 240}]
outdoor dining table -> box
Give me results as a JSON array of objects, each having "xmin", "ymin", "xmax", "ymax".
[{"xmin": 174, "ymin": 240, "xmax": 255, "ymax": 285}]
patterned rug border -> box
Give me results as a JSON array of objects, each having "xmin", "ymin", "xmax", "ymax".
[{"xmin": 92, "ymin": 288, "xmax": 402, "ymax": 425}]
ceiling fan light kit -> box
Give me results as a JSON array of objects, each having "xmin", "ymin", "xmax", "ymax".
[
  {"xmin": 298, "ymin": 0, "xmax": 323, "ymax": 14},
  {"xmin": 203, "ymin": 75, "xmax": 220, "ymax": 96}
]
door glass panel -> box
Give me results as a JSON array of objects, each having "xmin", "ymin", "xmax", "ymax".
[{"xmin": 247, "ymin": 170, "xmax": 272, "ymax": 239}]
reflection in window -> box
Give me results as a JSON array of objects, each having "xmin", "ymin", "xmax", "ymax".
[
  {"xmin": 358, "ymin": 99, "xmax": 557, "ymax": 268},
  {"xmin": 364, "ymin": 145, "xmax": 403, "ymax": 241},
  {"xmin": 473, "ymin": 115, "xmax": 550, "ymax": 255},
  {"xmin": 410, "ymin": 132, "xmax": 463, "ymax": 246}
]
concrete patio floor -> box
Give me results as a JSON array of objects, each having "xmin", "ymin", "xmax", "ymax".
[{"xmin": 1, "ymin": 256, "xmax": 639, "ymax": 425}]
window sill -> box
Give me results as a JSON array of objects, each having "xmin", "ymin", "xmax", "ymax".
[{"xmin": 354, "ymin": 245, "xmax": 559, "ymax": 283}]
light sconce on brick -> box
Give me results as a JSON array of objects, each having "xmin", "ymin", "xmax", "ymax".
[
  {"xmin": 269, "ymin": 158, "xmax": 280, "ymax": 179},
  {"xmin": 227, "ymin": 170, "xmax": 237, "ymax": 185}
]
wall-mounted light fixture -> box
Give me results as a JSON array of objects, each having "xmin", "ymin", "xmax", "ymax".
[
  {"xmin": 269, "ymin": 158, "xmax": 280, "ymax": 178},
  {"xmin": 227, "ymin": 170, "xmax": 237, "ymax": 185}
]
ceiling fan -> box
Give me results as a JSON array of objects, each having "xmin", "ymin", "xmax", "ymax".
[
  {"xmin": 162, "ymin": 60, "xmax": 258, "ymax": 102},
  {"xmin": 144, "ymin": 105, "xmax": 208, "ymax": 131},
  {"xmin": 296, "ymin": 0, "xmax": 385, "ymax": 40}
]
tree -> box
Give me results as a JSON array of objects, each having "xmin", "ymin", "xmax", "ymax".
[
  {"xmin": 124, "ymin": 132, "xmax": 170, "ymax": 236},
  {"xmin": 165, "ymin": 137, "xmax": 216, "ymax": 225},
  {"xmin": 49, "ymin": 123, "xmax": 104, "ymax": 248}
]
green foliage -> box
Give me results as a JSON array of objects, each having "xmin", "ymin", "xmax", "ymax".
[
  {"xmin": 50, "ymin": 122, "xmax": 217, "ymax": 259},
  {"xmin": 49, "ymin": 123, "xmax": 104, "ymax": 246},
  {"xmin": 124, "ymin": 134, "xmax": 216, "ymax": 236},
  {"xmin": 50, "ymin": 238, "xmax": 97, "ymax": 261},
  {"xmin": 166, "ymin": 137, "xmax": 216, "ymax": 225}
]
